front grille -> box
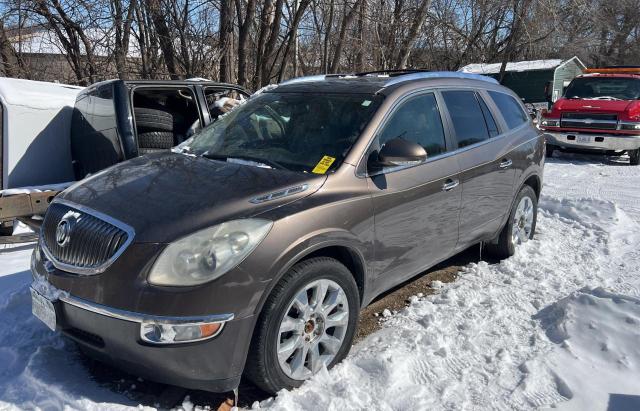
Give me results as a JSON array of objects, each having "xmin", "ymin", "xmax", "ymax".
[
  {"xmin": 41, "ymin": 202, "xmax": 130, "ymax": 274},
  {"xmin": 561, "ymin": 113, "xmax": 618, "ymax": 130}
]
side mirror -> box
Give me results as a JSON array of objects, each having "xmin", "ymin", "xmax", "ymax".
[{"xmin": 377, "ymin": 138, "xmax": 427, "ymax": 167}]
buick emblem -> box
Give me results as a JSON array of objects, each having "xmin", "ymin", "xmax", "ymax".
[{"xmin": 55, "ymin": 218, "xmax": 73, "ymax": 247}]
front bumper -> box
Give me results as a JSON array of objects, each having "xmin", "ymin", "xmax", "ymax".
[
  {"xmin": 544, "ymin": 131, "xmax": 640, "ymax": 151},
  {"xmin": 33, "ymin": 282, "xmax": 254, "ymax": 392}
]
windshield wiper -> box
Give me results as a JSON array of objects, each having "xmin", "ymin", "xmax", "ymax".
[{"xmin": 202, "ymin": 152, "xmax": 286, "ymax": 170}]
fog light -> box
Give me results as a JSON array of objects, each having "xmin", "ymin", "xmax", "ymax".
[{"xmin": 140, "ymin": 321, "xmax": 223, "ymax": 344}]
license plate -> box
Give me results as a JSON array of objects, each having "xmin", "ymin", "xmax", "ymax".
[
  {"xmin": 31, "ymin": 288, "xmax": 57, "ymax": 331},
  {"xmin": 577, "ymin": 135, "xmax": 592, "ymax": 143}
]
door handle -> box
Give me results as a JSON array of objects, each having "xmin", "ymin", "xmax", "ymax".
[
  {"xmin": 499, "ymin": 159, "xmax": 513, "ymax": 169},
  {"xmin": 442, "ymin": 179, "xmax": 459, "ymax": 191}
]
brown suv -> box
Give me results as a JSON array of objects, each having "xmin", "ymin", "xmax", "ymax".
[{"xmin": 30, "ymin": 71, "xmax": 544, "ymax": 395}]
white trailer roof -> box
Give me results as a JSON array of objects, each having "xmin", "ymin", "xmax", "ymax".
[{"xmin": 0, "ymin": 77, "xmax": 83, "ymax": 110}]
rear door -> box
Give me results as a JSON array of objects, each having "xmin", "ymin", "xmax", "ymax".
[
  {"xmin": 439, "ymin": 89, "xmax": 516, "ymax": 250},
  {"xmin": 367, "ymin": 91, "xmax": 462, "ymax": 293}
]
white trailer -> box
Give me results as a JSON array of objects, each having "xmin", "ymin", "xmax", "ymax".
[{"xmin": 0, "ymin": 78, "xmax": 82, "ymax": 237}]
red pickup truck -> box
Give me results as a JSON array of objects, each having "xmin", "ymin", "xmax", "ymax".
[{"xmin": 539, "ymin": 67, "xmax": 640, "ymax": 165}]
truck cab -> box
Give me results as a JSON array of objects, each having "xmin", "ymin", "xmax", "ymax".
[{"xmin": 539, "ymin": 67, "xmax": 640, "ymax": 165}]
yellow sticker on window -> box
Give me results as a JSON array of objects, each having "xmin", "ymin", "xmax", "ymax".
[{"xmin": 311, "ymin": 155, "xmax": 336, "ymax": 174}]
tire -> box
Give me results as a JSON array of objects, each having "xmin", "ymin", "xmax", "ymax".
[
  {"xmin": 0, "ymin": 222, "xmax": 14, "ymax": 236},
  {"xmin": 629, "ymin": 149, "xmax": 640, "ymax": 166},
  {"xmin": 486, "ymin": 185, "xmax": 538, "ymax": 260},
  {"xmin": 546, "ymin": 144, "xmax": 555, "ymax": 158},
  {"xmin": 137, "ymin": 131, "xmax": 174, "ymax": 150},
  {"xmin": 245, "ymin": 257, "xmax": 360, "ymax": 394},
  {"xmin": 134, "ymin": 107, "xmax": 174, "ymax": 132}
]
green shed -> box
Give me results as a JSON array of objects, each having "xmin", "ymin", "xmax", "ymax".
[{"xmin": 459, "ymin": 57, "xmax": 586, "ymax": 104}]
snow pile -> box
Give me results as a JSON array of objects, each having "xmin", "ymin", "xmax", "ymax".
[{"xmin": 536, "ymin": 287, "xmax": 640, "ymax": 410}]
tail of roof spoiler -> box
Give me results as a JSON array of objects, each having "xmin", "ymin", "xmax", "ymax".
[{"xmin": 280, "ymin": 71, "xmax": 499, "ymax": 86}]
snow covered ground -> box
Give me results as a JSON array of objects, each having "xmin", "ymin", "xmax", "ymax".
[{"xmin": 1, "ymin": 153, "xmax": 639, "ymax": 410}]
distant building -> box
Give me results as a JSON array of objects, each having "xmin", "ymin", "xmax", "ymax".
[{"xmin": 460, "ymin": 57, "xmax": 586, "ymax": 104}]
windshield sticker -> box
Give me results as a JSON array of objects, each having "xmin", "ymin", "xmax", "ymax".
[
  {"xmin": 312, "ymin": 156, "xmax": 336, "ymax": 174},
  {"xmin": 362, "ymin": 100, "xmax": 372, "ymax": 106}
]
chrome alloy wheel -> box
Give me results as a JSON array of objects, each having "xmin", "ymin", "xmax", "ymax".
[
  {"xmin": 276, "ymin": 279, "xmax": 349, "ymax": 380},
  {"xmin": 512, "ymin": 195, "xmax": 535, "ymax": 245}
]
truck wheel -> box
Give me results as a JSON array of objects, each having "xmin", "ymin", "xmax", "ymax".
[
  {"xmin": 245, "ymin": 257, "xmax": 359, "ymax": 394},
  {"xmin": 486, "ymin": 185, "xmax": 538, "ymax": 259},
  {"xmin": 629, "ymin": 149, "xmax": 640, "ymax": 166},
  {"xmin": 134, "ymin": 108, "xmax": 174, "ymax": 132},
  {"xmin": 137, "ymin": 131, "xmax": 175, "ymax": 151},
  {"xmin": 546, "ymin": 144, "xmax": 555, "ymax": 158}
]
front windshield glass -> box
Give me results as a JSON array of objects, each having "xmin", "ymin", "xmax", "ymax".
[
  {"xmin": 564, "ymin": 77, "xmax": 640, "ymax": 100},
  {"xmin": 177, "ymin": 92, "xmax": 383, "ymax": 173}
]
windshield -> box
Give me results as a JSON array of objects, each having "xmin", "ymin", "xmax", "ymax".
[
  {"xmin": 564, "ymin": 77, "xmax": 640, "ymax": 100},
  {"xmin": 177, "ymin": 92, "xmax": 383, "ymax": 173}
]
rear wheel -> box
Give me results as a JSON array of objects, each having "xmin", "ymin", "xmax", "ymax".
[
  {"xmin": 486, "ymin": 185, "xmax": 538, "ymax": 259},
  {"xmin": 245, "ymin": 257, "xmax": 359, "ymax": 394},
  {"xmin": 629, "ymin": 149, "xmax": 640, "ymax": 166}
]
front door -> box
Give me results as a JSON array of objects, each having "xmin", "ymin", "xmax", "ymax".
[{"xmin": 367, "ymin": 92, "xmax": 462, "ymax": 294}]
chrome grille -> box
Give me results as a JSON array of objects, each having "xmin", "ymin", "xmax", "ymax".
[
  {"xmin": 561, "ymin": 113, "xmax": 618, "ymax": 130},
  {"xmin": 41, "ymin": 202, "xmax": 132, "ymax": 274}
]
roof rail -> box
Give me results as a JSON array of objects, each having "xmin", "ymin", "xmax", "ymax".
[
  {"xmin": 385, "ymin": 71, "xmax": 499, "ymax": 86},
  {"xmin": 355, "ymin": 69, "xmax": 430, "ymax": 77}
]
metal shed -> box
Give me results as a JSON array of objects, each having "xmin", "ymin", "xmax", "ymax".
[{"xmin": 459, "ymin": 57, "xmax": 586, "ymax": 104}]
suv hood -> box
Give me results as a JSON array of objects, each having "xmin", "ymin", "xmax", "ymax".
[{"xmin": 59, "ymin": 153, "xmax": 325, "ymax": 243}]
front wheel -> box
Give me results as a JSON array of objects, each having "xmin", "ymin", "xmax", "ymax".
[
  {"xmin": 629, "ymin": 149, "xmax": 640, "ymax": 166},
  {"xmin": 486, "ymin": 185, "xmax": 538, "ymax": 259},
  {"xmin": 245, "ymin": 257, "xmax": 360, "ymax": 394}
]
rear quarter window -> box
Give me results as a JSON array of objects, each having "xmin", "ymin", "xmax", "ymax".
[{"xmin": 488, "ymin": 91, "xmax": 529, "ymax": 129}]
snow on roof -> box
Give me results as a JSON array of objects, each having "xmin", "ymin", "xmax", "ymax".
[
  {"xmin": 0, "ymin": 77, "xmax": 82, "ymax": 110},
  {"xmin": 460, "ymin": 59, "xmax": 564, "ymax": 74}
]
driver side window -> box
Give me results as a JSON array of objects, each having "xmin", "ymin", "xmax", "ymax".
[{"xmin": 378, "ymin": 93, "xmax": 447, "ymax": 157}]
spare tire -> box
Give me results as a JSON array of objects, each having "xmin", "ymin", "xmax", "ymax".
[
  {"xmin": 138, "ymin": 131, "xmax": 175, "ymax": 151},
  {"xmin": 134, "ymin": 107, "xmax": 174, "ymax": 132}
]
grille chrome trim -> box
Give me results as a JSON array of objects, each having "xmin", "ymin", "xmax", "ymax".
[{"xmin": 40, "ymin": 199, "xmax": 135, "ymax": 275}]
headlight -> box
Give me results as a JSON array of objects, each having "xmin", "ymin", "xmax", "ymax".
[
  {"xmin": 540, "ymin": 118, "xmax": 560, "ymax": 127},
  {"xmin": 619, "ymin": 122, "xmax": 640, "ymax": 131},
  {"xmin": 148, "ymin": 219, "xmax": 273, "ymax": 286}
]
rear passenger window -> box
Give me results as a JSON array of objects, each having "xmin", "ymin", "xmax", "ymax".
[
  {"xmin": 478, "ymin": 95, "xmax": 499, "ymax": 137},
  {"xmin": 488, "ymin": 91, "xmax": 529, "ymax": 129},
  {"xmin": 441, "ymin": 90, "xmax": 489, "ymax": 148},
  {"xmin": 378, "ymin": 93, "xmax": 446, "ymax": 157}
]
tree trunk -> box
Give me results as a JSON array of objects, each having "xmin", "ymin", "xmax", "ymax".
[
  {"xmin": 146, "ymin": 0, "xmax": 180, "ymax": 79},
  {"xmin": 395, "ymin": 0, "xmax": 430, "ymax": 69},
  {"xmin": 330, "ymin": 0, "xmax": 363, "ymax": 73},
  {"xmin": 236, "ymin": 0, "xmax": 256, "ymax": 88},
  {"xmin": 219, "ymin": 0, "xmax": 234, "ymax": 83}
]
